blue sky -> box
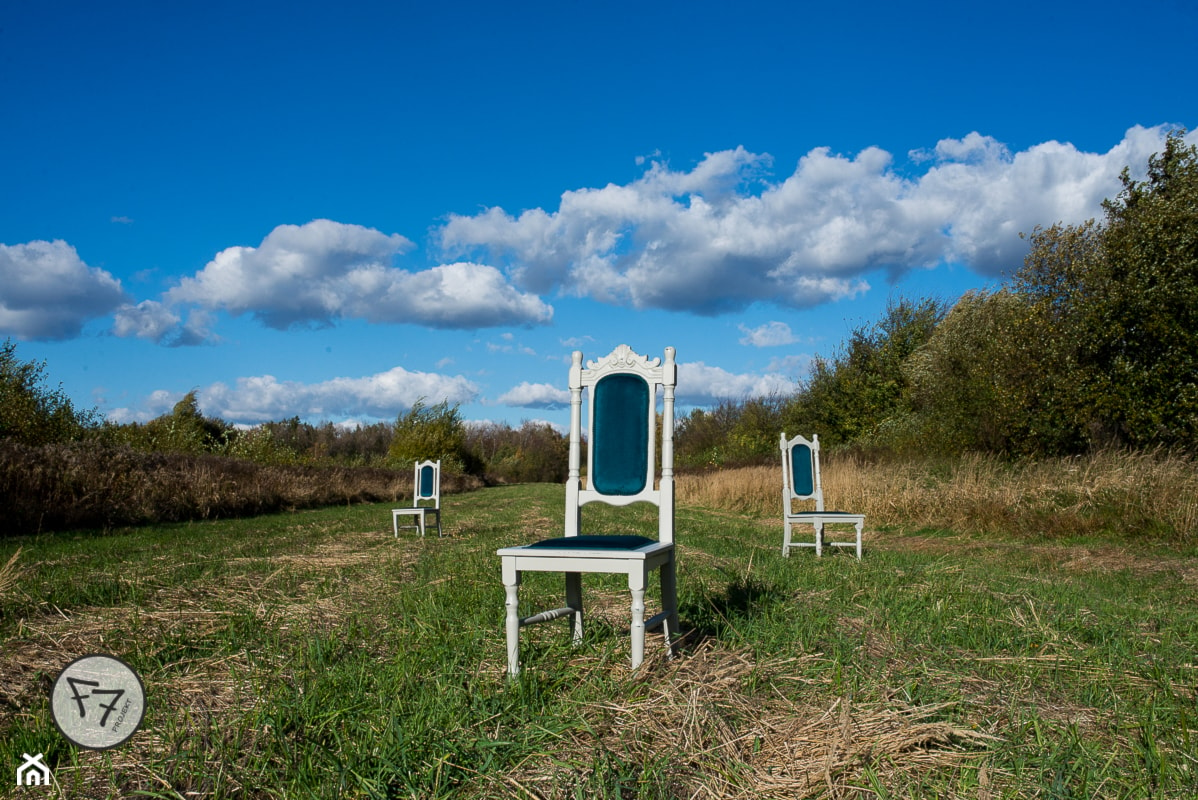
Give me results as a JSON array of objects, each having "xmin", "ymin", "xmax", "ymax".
[{"xmin": 2, "ymin": 0, "xmax": 1195, "ymax": 430}]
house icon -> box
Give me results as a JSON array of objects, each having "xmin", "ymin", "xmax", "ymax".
[{"xmin": 16, "ymin": 753, "xmax": 50, "ymax": 787}]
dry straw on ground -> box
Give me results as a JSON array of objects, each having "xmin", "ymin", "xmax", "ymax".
[{"xmin": 493, "ymin": 641, "xmax": 997, "ymax": 799}]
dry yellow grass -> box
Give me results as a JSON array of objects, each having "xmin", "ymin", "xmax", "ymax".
[
  {"xmin": 677, "ymin": 450, "xmax": 1198, "ymax": 540},
  {"xmin": 489, "ymin": 641, "xmax": 996, "ymax": 799}
]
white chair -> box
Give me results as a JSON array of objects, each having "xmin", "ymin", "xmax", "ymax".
[
  {"xmin": 498, "ymin": 344, "xmax": 679, "ymax": 676},
  {"xmin": 392, "ymin": 459, "xmax": 442, "ymax": 537},
  {"xmin": 780, "ymin": 432, "xmax": 864, "ymax": 558}
]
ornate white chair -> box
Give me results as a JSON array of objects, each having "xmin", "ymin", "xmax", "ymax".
[
  {"xmin": 497, "ymin": 344, "xmax": 679, "ymax": 676},
  {"xmin": 780, "ymin": 433, "xmax": 864, "ymax": 558},
  {"xmin": 392, "ymin": 459, "xmax": 442, "ymax": 537}
]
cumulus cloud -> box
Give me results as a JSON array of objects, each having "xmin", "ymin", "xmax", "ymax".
[
  {"xmin": 738, "ymin": 321, "xmax": 798, "ymax": 347},
  {"xmin": 497, "ymin": 381, "xmax": 572, "ymax": 409},
  {"xmin": 439, "ymin": 125, "xmax": 1193, "ymax": 312},
  {"xmin": 112, "ymin": 300, "xmax": 179, "ymax": 342},
  {"xmin": 112, "ymin": 301, "xmax": 216, "ymax": 346},
  {"xmin": 765, "ymin": 353, "xmax": 814, "ymax": 377},
  {"xmin": 179, "ymin": 366, "xmax": 481, "ymax": 424},
  {"xmin": 0, "ymin": 240, "xmax": 127, "ymax": 340},
  {"xmin": 676, "ymin": 361, "xmax": 795, "ymax": 405},
  {"xmin": 168, "ymin": 219, "xmax": 552, "ymax": 331}
]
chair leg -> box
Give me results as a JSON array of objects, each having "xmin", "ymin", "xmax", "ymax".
[
  {"xmin": 502, "ymin": 562, "xmax": 521, "ymax": 677},
  {"xmin": 855, "ymin": 521, "xmax": 863, "ymax": 560},
  {"xmin": 392, "ymin": 511, "xmax": 399, "ymax": 538},
  {"xmin": 814, "ymin": 522, "xmax": 824, "ymax": 557},
  {"xmin": 660, "ymin": 558, "xmax": 678, "ymax": 658},
  {"xmin": 782, "ymin": 521, "xmax": 791, "ymax": 557},
  {"xmin": 565, "ymin": 572, "xmax": 584, "ymax": 645},
  {"xmin": 629, "ymin": 569, "xmax": 646, "ymax": 670}
]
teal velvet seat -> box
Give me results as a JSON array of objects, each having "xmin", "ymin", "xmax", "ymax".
[
  {"xmin": 529, "ymin": 534, "xmax": 656, "ymax": 550},
  {"xmin": 497, "ymin": 344, "xmax": 679, "ymax": 676},
  {"xmin": 779, "ymin": 433, "xmax": 865, "ymax": 558}
]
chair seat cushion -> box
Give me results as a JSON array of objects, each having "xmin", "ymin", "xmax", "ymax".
[{"xmin": 528, "ymin": 534, "xmax": 656, "ymax": 550}]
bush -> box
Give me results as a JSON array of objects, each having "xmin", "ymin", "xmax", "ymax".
[
  {"xmin": 465, "ymin": 420, "xmax": 569, "ymax": 483},
  {"xmin": 0, "ymin": 439, "xmax": 483, "ymax": 536},
  {"xmin": 0, "ymin": 339, "xmax": 97, "ymax": 445},
  {"xmin": 388, "ymin": 399, "xmax": 473, "ymax": 474}
]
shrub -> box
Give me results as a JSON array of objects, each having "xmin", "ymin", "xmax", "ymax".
[
  {"xmin": 0, "ymin": 339, "xmax": 97, "ymax": 445},
  {"xmin": 388, "ymin": 399, "xmax": 472, "ymax": 474}
]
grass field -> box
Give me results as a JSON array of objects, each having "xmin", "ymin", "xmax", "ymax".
[{"xmin": 2, "ymin": 481, "xmax": 1196, "ymax": 798}]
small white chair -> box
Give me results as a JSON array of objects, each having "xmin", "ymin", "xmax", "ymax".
[
  {"xmin": 392, "ymin": 459, "xmax": 442, "ymax": 537},
  {"xmin": 497, "ymin": 344, "xmax": 679, "ymax": 676},
  {"xmin": 780, "ymin": 433, "xmax": 864, "ymax": 558}
]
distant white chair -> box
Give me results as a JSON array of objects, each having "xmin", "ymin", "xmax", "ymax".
[
  {"xmin": 497, "ymin": 344, "xmax": 679, "ymax": 676},
  {"xmin": 392, "ymin": 459, "xmax": 442, "ymax": 537},
  {"xmin": 780, "ymin": 433, "xmax": 864, "ymax": 558}
]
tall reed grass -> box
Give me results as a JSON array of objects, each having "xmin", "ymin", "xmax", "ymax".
[
  {"xmin": 677, "ymin": 449, "xmax": 1197, "ymax": 541},
  {"xmin": 0, "ymin": 440, "xmax": 482, "ymax": 536}
]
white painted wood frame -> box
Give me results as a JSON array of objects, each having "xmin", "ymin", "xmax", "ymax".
[
  {"xmin": 780, "ymin": 432, "xmax": 864, "ymax": 558},
  {"xmin": 392, "ymin": 459, "xmax": 442, "ymax": 537},
  {"xmin": 497, "ymin": 344, "xmax": 679, "ymax": 676}
]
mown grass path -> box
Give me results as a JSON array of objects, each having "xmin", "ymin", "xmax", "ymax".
[{"xmin": 2, "ymin": 483, "xmax": 1196, "ymax": 798}]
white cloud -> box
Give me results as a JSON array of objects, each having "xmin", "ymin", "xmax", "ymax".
[
  {"xmin": 485, "ymin": 335, "xmax": 536, "ymax": 355},
  {"xmin": 112, "ymin": 302, "xmax": 216, "ymax": 347},
  {"xmin": 0, "ymin": 240, "xmax": 127, "ymax": 340},
  {"xmin": 497, "ymin": 381, "xmax": 572, "ymax": 409},
  {"xmin": 738, "ymin": 321, "xmax": 798, "ymax": 347},
  {"xmin": 112, "ymin": 366, "xmax": 480, "ymax": 425},
  {"xmin": 439, "ymin": 126, "xmax": 1194, "ymax": 312},
  {"xmin": 112, "ymin": 300, "xmax": 179, "ymax": 342},
  {"xmin": 765, "ymin": 353, "xmax": 814, "ymax": 377},
  {"xmin": 107, "ymin": 388, "xmax": 180, "ymax": 424},
  {"xmin": 497, "ymin": 361, "xmax": 797, "ymax": 410},
  {"xmin": 676, "ymin": 361, "xmax": 795, "ymax": 405},
  {"xmin": 167, "ymin": 219, "xmax": 552, "ymax": 331}
]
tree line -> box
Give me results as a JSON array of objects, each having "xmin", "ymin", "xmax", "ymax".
[{"xmin": 0, "ymin": 352, "xmax": 570, "ymax": 484}]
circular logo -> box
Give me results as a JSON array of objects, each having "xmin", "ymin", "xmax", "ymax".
[{"xmin": 50, "ymin": 653, "xmax": 146, "ymax": 750}]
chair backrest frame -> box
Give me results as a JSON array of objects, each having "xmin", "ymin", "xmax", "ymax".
[
  {"xmin": 780, "ymin": 432, "xmax": 824, "ymax": 513},
  {"xmin": 413, "ymin": 459, "xmax": 441, "ymax": 509},
  {"xmin": 565, "ymin": 344, "xmax": 676, "ymax": 543}
]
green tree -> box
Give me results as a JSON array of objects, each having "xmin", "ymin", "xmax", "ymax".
[
  {"xmin": 140, "ymin": 391, "xmax": 231, "ymax": 454},
  {"xmin": 786, "ymin": 297, "xmax": 946, "ymax": 447},
  {"xmin": 675, "ymin": 401, "xmax": 742, "ymax": 469},
  {"xmin": 900, "ymin": 290, "xmax": 1055, "ymax": 454},
  {"xmin": 0, "ymin": 339, "xmax": 97, "ymax": 444},
  {"xmin": 471, "ymin": 420, "xmax": 569, "ymax": 483},
  {"xmin": 1014, "ymin": 130, "xmax": 1198, "ymax": 449},
  {"xmin": 388, "ymin": 399, "xmax": 470, "ymax": 472}
]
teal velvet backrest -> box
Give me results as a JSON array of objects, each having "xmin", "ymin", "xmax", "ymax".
[
  {"xmin": 418, "ymin": 464, "xmax": 435, "ymax": 498},
  {"xmin": 590, "ymin": 373, "xmax": 650, "ymax": 496},
  {"xmin": 790, "ymin": 443, "xmax": 815, "ymax": 498}
]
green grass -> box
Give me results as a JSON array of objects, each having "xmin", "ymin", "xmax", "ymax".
[{"xmin": 2, "ymin": 484, "xmax": 1196, "ymax": 798}]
